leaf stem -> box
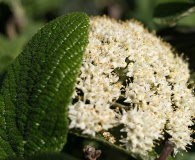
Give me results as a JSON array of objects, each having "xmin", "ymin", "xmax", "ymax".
[{"xmin": 6, "ymin": 0, "xmax": 26, "ymax": 38}]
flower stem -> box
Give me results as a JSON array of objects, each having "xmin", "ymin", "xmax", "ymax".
[{"xmin": 158, "ymin": 141, "xmax": 176, "ymax": 160}]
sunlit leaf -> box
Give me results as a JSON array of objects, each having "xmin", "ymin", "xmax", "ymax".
[{"xmin": 0, "ymin": 12, "xmax": 89, "ymax": 159}]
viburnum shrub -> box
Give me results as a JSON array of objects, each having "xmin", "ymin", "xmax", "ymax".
[
  {"xmin": 0, "ymin": 12, "xmax": 194, "ymax": 160},
  {"xmin": 69, "ymin": 16, "xmax": 195, "ymax": 159}
]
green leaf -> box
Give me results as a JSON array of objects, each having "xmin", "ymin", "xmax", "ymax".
[
  {"xmin": 168, "ymin": 155, "xmax": 175, "ymax": 160},
  {"xmin": 69, "ymin": 128, "xmax": 141, "ymax": 160},
  {"xmin": 175, "ymin": 152, "xmax": 195, "ymax": 160},
  {"xmin": 0, "ymin": 36, "xmax": 23, "ymax": 75},
  {"xmin": 70, "ymin": 128, "xmax": 176, "ymax": 160},
  {"xmin": 0, "ymin": 12, "xmax": 89, "ymax": 159},
  {"xmin": 153, "ymin": 2, "xmax": 195, "ymax": 26},
  {"xmin": 0, "ymin": 22, "xmax": 43, "ymax": 76}
]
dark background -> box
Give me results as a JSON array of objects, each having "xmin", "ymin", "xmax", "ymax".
[{"xmin": 0, "ymin": 0, "xmax": 195, "ymax": 159}]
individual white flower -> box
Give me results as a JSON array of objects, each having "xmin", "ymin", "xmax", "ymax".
[{"xmin": 68, "ymin": 16, "xmax": 195, "ymax": 158}]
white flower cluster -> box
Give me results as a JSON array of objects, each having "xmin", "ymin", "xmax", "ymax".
[{"xmin": 68, "ymin": 16, "xmax": 195, "ymax": 157}]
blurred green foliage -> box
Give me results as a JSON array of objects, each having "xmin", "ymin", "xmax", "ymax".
[
  {"xmin": 21, "ymin": 0, "xmax": 64, "ymax": 18},
  {"xmin": 0, "ymin": 0, "xmax": 195, "ymax": 159}
]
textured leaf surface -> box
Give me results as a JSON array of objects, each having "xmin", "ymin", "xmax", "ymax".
[
  {"xmin": 0, "ymin": 22, "xmax": 43, "ymax": 77},
  {"xmin": 0, "ymin": 12, "xmax": 89, "ymax": 159},
  {"xmin": 153, "ymin": 2, "xmax": 195, "ymax": 26}
]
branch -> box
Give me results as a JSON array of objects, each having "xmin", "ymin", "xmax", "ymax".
[
  {"xmin": 158, "ymin": 141, "xmax": 176, "ymax": 160},
  {"xmin": 6, "ymin": 0, "xmax": 26, "ymax": 38}
]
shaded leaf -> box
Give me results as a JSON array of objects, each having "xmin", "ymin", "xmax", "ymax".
[
  {"xmin": 69, "ymin": 129, "xmax": 139, "ymax": 160},
  {"xmin": 5, "ymin": 152, "xmax": 78, "ymax": 160},
  {"xmin": 153, "ymin": 2, "xmax": 195, "ymax": 26},
  {"xmin": 0, "ymin": 21, "xmax": 43, "ymax": 89},
  {"xmin": 69, "ymin": 129, "xmax": 176, "ymax": 160},
  {"xmin": 0, "ymin": 12, "xmax": 89, "ymax": 159},
  {"xmin": 175, "ymin": 152, "xmax": 195, "ymax": 160}
]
